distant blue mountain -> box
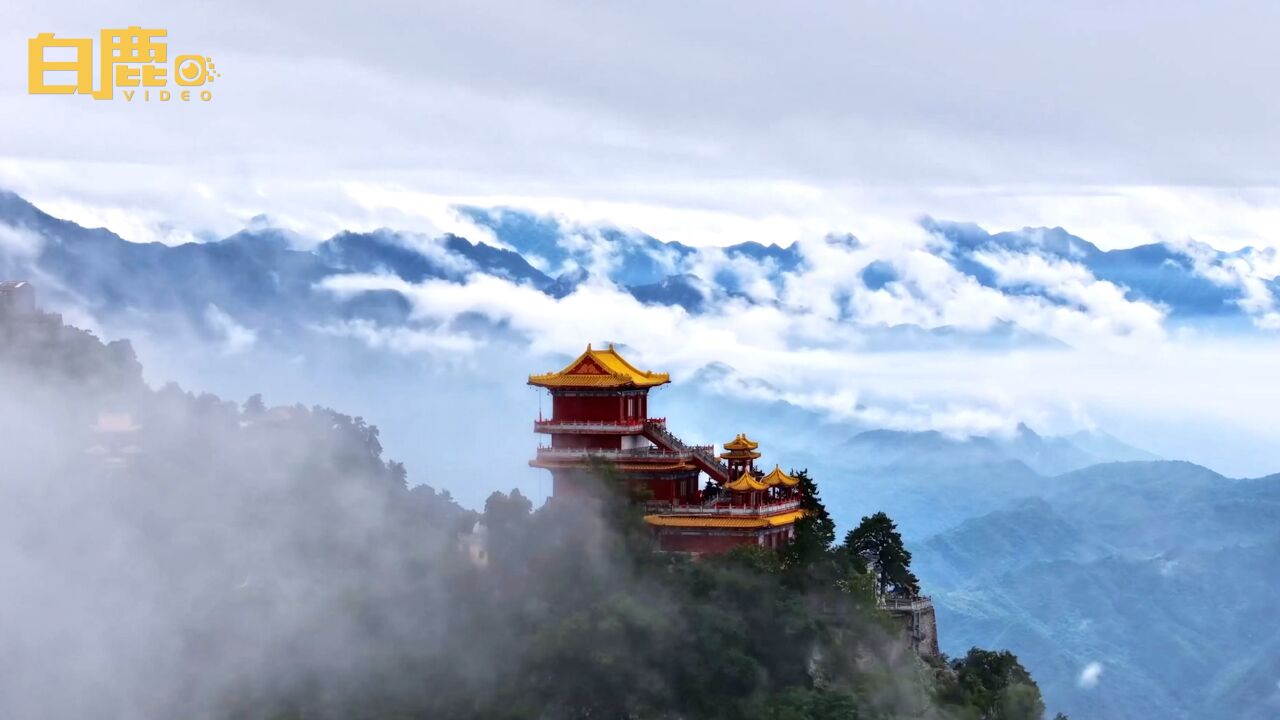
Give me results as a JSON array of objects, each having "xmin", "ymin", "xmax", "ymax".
[
  {"xmin": 627, "ymin": 273, "xmax": 711, "ymax": 313},
  {"xmin": 317, "ymin": 229, "xmax": 552, "ymax": 288},
  {"xmin": 0, "ymin": 192, "xmax": 557, "ymax": 340},
  {"xmin": 925, "ymin": 219, "xmax": 1248, "ymax": 318},
  {"xmin": 458, "ymin": 206, "xmax": 696, "ymax": 286},
  {"xmin": 462, "ymin": 206, "xmax": 1273, "ymax": 326},
  {"xmin": 459, "ymin": 206, "xmax": 802, "ymax": 290},
  {"xmin": 916, "ymin": 461, "xmax": 1280, "ymax": 720},
  {"xmin": 813, "ymin": 426, "xmax": 1156, "ymax": 540},
  {"xmin": 841, "ymin": 423, "xmax": 1137, "ymax": 477},
  {"xmin": 2, "ymin": 190, "xmax": 1275, "ymax": 349}
]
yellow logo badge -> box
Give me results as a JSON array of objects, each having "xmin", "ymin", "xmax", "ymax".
[{"xmin": 28, "ymin": 27, "xmax": 219, "ymax": 101}]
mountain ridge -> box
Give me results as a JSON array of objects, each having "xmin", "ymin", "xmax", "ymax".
[{"xmin": 5, "ymin": 192, "xmax": 1276, "ymax": 349}]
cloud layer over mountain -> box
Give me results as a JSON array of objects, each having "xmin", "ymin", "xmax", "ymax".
[{"xmin": 3, "ymin": 191, "xmax": 1280, "ymax": 479}]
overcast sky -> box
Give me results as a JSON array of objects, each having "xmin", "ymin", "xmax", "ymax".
[
  {"xmin": 7, "ymin": 3, "xmax": 1280, "ymax": 479},
  {"xmin": 4, "ymin": 1, "xmax": 1280, "ymax": 248}
]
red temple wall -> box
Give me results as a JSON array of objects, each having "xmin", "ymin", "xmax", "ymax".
[
  {"xmin": 658, "ymin": 531, "xmax": 760, "ymax": 554},
  {"xmin": 552, "ymin": 393, "xmax": 649, "ymax": 422},
  {"xmin": 647, "ymin": 477, "xmax": 676, "ymax": 502},
  {"xmin": 642, "ymin": 473, "xmax": 698, "ymax": 502},
  {"xmin": 551, "ymin": 467, "xmax": 697, "ymax": 499},
  {"xmin": 550, "ymin": 434, "xmax": 623, "ymax": 450},
  {"xmin": 655, "ymin": 525, "xmax": 796, "ymax": 554}
]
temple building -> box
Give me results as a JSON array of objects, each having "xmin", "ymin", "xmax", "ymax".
[{"xmin": 529, "ymin": 344, "xmax": 805, "ymax": 554}]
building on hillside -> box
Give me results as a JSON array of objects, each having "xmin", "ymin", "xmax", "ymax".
[
  {"xmin": 528, "ymin": 344, "xmax": 805, "ymax": 554},
  {"xmin": 0, "ymin": 281, "xmax": 36, "ymax": 316},
  {"xmin": 0, "ymin": 281, "xmax": 66, "ymax": 350},
  {"xmin": 459, "ymin": 520, "xmax": 490, "ymax": 568},
  {"xmin": 86, "ymin": 412, "xmax": 143, "ymax": 472}
]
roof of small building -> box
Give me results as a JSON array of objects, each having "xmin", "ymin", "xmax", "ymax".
[
  {"xmin": 528, "ymin": 343, "xmax": 670, "ymax": 389},
  {"xmin": 724, "ymin": 470, "xmax": 769, "ymax": 492},
  {"xmin": 92, "ymin": 412, "xmax": 140, "ymax": 433},
  {"xmin": 761, "ymin": 465, "xmax": 799, "ymax": 487},
  {"xmin": 723, "ymin": 433, "xmax": 759, "ymax": 451},
  {"xmin": 613, "ymin": 462, "xmax": 695, "ymax": 472}
]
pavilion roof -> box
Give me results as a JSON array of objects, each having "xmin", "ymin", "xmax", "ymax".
[
  {"xmin": 761, "ymin": 465, "xmax": 799, "ymax": 487},
  {"xmin": 723, "ymin": 433, "xmax": 759, "ymax": 451},
  {"xmin": 643, "ymin": 509, "xmax": 805, "ymax": 529},
  {"xmin": 528, "ymin": 344, "xmax": 670, "ymax": 389},
  {"xmin": 724, "ymin": 470, "xmax": 769, "ymax": 492}
]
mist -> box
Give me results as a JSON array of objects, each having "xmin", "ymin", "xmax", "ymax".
[{"xmin": 0, "ymin": 306, "xmax": 1002, "ymax": 719}]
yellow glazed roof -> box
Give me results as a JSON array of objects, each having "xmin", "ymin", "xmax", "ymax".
[
  {"xmin": 614, "ymin": 462, "xmax": 695, "ymax": 472},
  {"xmin": 761, "ymin": 465, "xmax": 799, "ymax": 487},
  {"xmin": 643, "ymin": 509, "xmax": 806, "ymax": 528},
  {"xmin": 724, "ymin": 470, "xmax": 769, "ymax": 492},
  {"xmin": 723, "ymin": 433, "xmax": 760, "ymax": 451},
  {"xmin": 528, "ymin": 344, "xmax": 670, "ymax": 389}
]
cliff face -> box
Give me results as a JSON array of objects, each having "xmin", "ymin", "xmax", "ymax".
[
  {"xmin": 885, "ymin": 597, "xmax": 939, "ymax": 659},
  {"xmin": 0, "ymin": 304, "xmax": 142, "ymax": 394}
]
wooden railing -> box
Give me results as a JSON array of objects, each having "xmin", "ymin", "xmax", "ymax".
[
  {"xmin": 661, "ymin": 497, "xmax": 802, "ymax": 516},
  {"xmin": 533, "ymin": 419, "xmax": 646, "ymax": 433},
  {"xmin": 534, "ymin": 446, "xmax": 689, "ymax": 461},
  {"xmin": 880, "ymin": 595, "xmax": 933, "ymax": 611},
  {"xmin": 642, "ymin": 419, "xmax": 730, "ymax": 481}
]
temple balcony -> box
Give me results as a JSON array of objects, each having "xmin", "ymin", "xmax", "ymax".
[
  {"xmin": 533, "ymin": 446, "xmax": 691, "ymax": 462},
  {"xmin": 660, "ymin": 496, "xmax": 802, "ymax": 517},
  {"xmin": 880, "ymin": 595, "xmax": 934, "ymax": 612},
  {"xmin": 533, "ymin": 419, "xmax": 648, "ymax": 434}
]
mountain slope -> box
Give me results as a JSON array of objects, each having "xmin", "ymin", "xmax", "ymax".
[
  {"xmin": 926, "ymin": 218, "xmax": 1256, "ymax": 319},
  {"xmin": 916, "ymin": 461, "xmax": 1280, "ymax": 720}
]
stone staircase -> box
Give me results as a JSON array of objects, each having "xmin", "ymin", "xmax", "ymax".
[{"xmin": 642, "ymin": 419, "xmax": 730, "ymax": 483}]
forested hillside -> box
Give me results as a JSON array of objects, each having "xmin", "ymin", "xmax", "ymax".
[
  {"xmin": 0, "ymin": 307, "xmax": 1051, "ymax": 719},
  {"xmin": 916, "ymin": 466, "xmax": 1280, "ymax": 719}
]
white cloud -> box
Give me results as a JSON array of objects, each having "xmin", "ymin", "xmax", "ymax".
[
  {"xmin": 314, "ymin": 319, "xmax": 481, "ymax": 357},
  {"xmin": 1078, "ymin": 661, "xmax": 1104, "ymax": 689},
  {"xmin": 1170, "ymin": 238, "xmax": 1280, "ymax": 329},
  {"xmin": 0, "ymin": 223, "xmax": 44, "ymax": 259},
  {"xmin": 971, "ymin": 248, "xmax": 1168, "ymax": 344},
  {"xmin": 204, "ymin": 304, "xmax": 256, "ymax": 355},
  {"xmin": 340, "ymin": 184, "xmax": 504, "ymax": 250}
]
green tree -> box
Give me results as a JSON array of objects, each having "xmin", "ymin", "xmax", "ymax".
[
  {"xmin": 950, "ymin": 648, "xmax": 1046, "ymax": 720},
  {"xmin": 746, "ymin": 687, "xmax": 868, "ymax": 720},
  {"xmin": 702, "ymin": 477, "xmax": 722, "ymax": 501},
  {"xmin": 483, "ymin": 488, "xmax": 533, "ymax": 534},
  {"xmin": 782, "ymin": 469, "xmax": 836, "ymax": 568},
  {"xmin": 242, "ymin": 393, "xmax": 266, "ymax": 418},
  {"xmin": 387, "ymin": 460, "xmax": 408, "ymax": 489},
  {"xmin": 843, "ymin": 511, "xmax": 920, "ymax": 597}
]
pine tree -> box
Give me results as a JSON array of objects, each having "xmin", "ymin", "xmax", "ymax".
[{"xmin": 843, "ymin": 511, "xmax": 920, "ymax": 596}]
